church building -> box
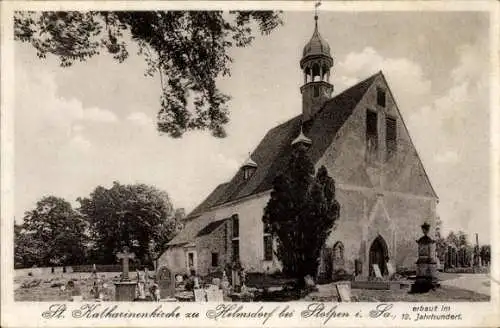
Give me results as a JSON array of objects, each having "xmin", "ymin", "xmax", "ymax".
[{"xmin": 159, "ymin": 14, "xmax": 438, "ymax": 281}]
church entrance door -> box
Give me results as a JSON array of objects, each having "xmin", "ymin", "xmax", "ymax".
[{"xmin": 369, "ymin": 236, "xmax": 388, "ymax": 277}]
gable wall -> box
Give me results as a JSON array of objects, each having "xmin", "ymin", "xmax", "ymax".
[
  {"xmin": 315, "ymin": 74, "xmax": 438, "ymax": 275},
  {"xmin": 195, "ymin": 221, "xmax": 230, "ymax": 276}
]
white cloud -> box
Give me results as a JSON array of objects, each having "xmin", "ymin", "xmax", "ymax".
[
  {"xmin": 85, "ymin": 107, "xmax": 118, "ymax": 123},
  {"xmin": 127, "ymin": 112, "xmax": 153, "ymax": 126},
  {"xmin": 404, "ymin": 43, "xmax": 489, "ymax": 241},
  {"xmin": 69, "ymin": 134, "xmax": 92, "ymax": 152},
  {"xmin": 336, "ymin": 47, "xmax": 431, "ymax": 110},
  {"xmin": 16, "ymin": 65, "xmax": 118, "ymax": 145}
]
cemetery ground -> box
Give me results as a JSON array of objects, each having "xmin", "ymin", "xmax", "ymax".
[{"xmin": 14, "ymin": 270, "xmax": 490, "ymax": 302}]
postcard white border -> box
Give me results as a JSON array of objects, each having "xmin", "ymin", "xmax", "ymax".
[{"xmin": 1, "ymin": 1, "xmax": 499, "ymax": 327}]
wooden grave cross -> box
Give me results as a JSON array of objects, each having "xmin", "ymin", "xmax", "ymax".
[{"xmin": 116, "ymin": 246, "xmax": 135, "ymax": 281}]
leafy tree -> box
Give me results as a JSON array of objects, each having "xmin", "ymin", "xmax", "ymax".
[
  {"xmin": 14, "ymin": 221, "xmax": 40, "ymax": 268},
  {"xmin": 480, "ymin": 245, "xmax": 490, "ymax": 266},
  {"xmin": 434, "ymin": 216, "xmax": 447, "ymax": 262},
  {"xmin": 446, "ymin": 231, "xmax": 459, "ymax": 248},
  {"xmin": 78, "ymin": 182, "xmax": 180, "ymax": 265},
  {"xmin": 16, "ymin": 196, "xmax": 87, "ymax": 268},
  {"xmin": 14, "ymin": 11, "xmax": 282, "ymax": 138},
  {"xmin": 263, "ymin": 144, "xmax": 340, "ymax": 286}
]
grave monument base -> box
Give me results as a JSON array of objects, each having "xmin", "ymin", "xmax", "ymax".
[
  {"xmin": 410, "ymin": 277, "xmax": 440, "ymax": 293},
  {"xmin": 351, "ymin": 279, "xmax": 410, "ymax": 291},
  {"xmin": 114, "ymin": 281, "xmax": 137, "ymax": 301}
]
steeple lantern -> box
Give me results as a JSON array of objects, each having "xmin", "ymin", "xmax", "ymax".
[
  {"xmin": 300, "ymin": 8, "xmax": 334, "ymax": 122},
  {"xmin": 241, "ymin": 155, "xmax": 257, "ymax": 180}
]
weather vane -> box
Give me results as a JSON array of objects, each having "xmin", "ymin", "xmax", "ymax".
[{"xmin": 314, "ymin": 1, "xmax": 322, "ymax": 19}]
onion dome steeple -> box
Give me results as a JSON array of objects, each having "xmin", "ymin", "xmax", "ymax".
[
  {"xmin": 300, "ymin": 4, "xmax": 334, "ymax": 122},
  {"xmin": 301, "ymin": 14, "xmax": 332, "ymax": 60}
]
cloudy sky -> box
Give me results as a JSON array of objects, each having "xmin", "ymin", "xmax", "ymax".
[{"xmin": 13, "ymin": 10, "xmax": 492, "ymax": 243}]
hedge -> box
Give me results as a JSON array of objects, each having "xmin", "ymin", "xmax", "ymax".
[{"xmin": 72, "ymin": 264, "xmax": 153, "ymax": 272}]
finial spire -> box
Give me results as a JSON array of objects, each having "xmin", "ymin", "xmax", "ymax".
[{"xmin": 314, "ymin": 1, "xmax": 321, "ymax": 27}]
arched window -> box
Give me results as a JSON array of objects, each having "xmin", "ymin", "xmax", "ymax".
[{"xmin": 333, "ymin": 242, "xmax": 344, "ymax": 260}]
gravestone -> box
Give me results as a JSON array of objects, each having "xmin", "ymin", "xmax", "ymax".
[
  {"xmin": 206, "ymin": 288, "xmax": 224, "ymax": 302},
  {"xmin": 157, "ymin": 266, "xmax": 175, "ymax": 300},
  {"xmin": 67, "ymin": 281, "xmax": 83, "ymax": 302},
  {"xmin": 194, "ymin": 289, "xmax": 207, "ymax": 301},
  {"xmin": 304, "ymin": 275, "xmax": 315, "ymax": 288},
  {"xmin": 386, "ymin": 262, "xmax": 395, "ymax": 277},
  {"xmin": 231, "ymin": 269, "xmax": 240, "ymax": 289},
  {"xmin": 334, "ymin": 281, "xmax": 351, "ymax": 302},
  {"xmin": 221, "ymin": 271, "xmax": 230, "ymax": 296},
  {"xmin": 372, "ymin": 264, "xmax": 383, "ymax": 279},
  {"xmin": 231, "ymin": 269, "xmax": 242, "ymax": 292}
]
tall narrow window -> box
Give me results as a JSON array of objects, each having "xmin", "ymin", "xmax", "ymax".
[
  {"xmin": 231, "ymin": 214, "xmax": 240, "ymax": 262},
  {"xmin": 211, "ymin": 252, "xmax": 219, "ymax": 267},
  {"xmin": 366, "ymin": 110, "xmax": 378, "ymax": 152},
  {"xmin": 377, "ymin": 88, "xmax": 386, "ymax": 107},
  {"xmin": 188, "ymin": 252, "xmax": 194, "ymax": 267},
  {"xmin": 386, "ymin": 117, "xmax": 397, "ymax": 155},
  {"xmin": 232, "ymin": 240, "xmax": 240, "ymax": 262},
  {"xmin": 232, "ymin": 214, "xmax": 239, "ymax": 238},
  {"xmin": 313, "ymin": 85, "xmax": 319, "ymax": 97}
]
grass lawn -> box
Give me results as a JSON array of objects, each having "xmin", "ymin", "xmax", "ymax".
[
  {"xmin": 14, "ymin": 271, "xmax": 490, "ymax": 302},
  {"xmin": 350, "ymin": 286, "xmax": 490, "ymax": 302},
  {"xmin": 304, "ymin": 284, "xmax": 490, "ymax": 302},
  {"xmin": 14, "ymin": 272, "xmax": 120, "ymax": 302}
]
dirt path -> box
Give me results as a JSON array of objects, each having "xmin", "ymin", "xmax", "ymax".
[{"xmin": 439, "ymin": 273, "xmax": 491, "ymax": 296}]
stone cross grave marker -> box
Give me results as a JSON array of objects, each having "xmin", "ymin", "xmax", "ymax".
[
  {"xmin": 157, "ymin": 266, "xmax": 175, "ymax": 299},
  {"xmin": 387, "ymin": 262, "xmax": 395, "ymax": 277},
  {"xmin": 372, "ymin": 264, "xmax": 383, "ymax": 279},
  {"xmin": 116, "ymin": 246, "xmax": 135, "ymax": 281}
]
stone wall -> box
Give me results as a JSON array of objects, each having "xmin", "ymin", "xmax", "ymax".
[
  {"xmin": 316, "ymin": 73, "xmax": 437, "ymax": 277},
  {"xmin": 195, "ymin": 220, "xmax": 230, "ymax": 276}
]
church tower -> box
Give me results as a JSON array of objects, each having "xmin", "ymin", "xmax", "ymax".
[{"xmin": 300, "ymin": 12, "xmax": 333, "ymax": 122}]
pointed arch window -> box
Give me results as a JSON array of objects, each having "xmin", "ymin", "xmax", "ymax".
[{"xmin": 333, "ymin": 242, "xmax": 344, "ymax": 261}]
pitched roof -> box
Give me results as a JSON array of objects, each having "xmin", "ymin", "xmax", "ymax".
[
  {"xmin": 169, "ymin": 216, "xmax": 227, "ymax": 246},
  {"xmin": 196, "ymin": 219, "xmax": 227, "ymax": 237},
  {"xmin": 188, "ymin": 182, "xmax": 229, "ymax": 219},
  {"xmin": 187, "ymin": 72, "xmax": 379, "ymax": 218}
]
